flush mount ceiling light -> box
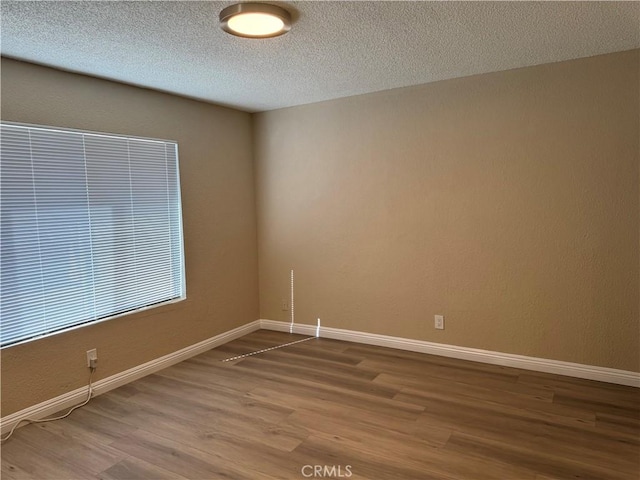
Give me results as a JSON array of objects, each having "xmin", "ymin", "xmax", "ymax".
[{"xmin": 220, "ymin": 3, "xmax": 291, "ymax": 38}]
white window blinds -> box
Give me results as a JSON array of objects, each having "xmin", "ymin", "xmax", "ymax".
[{"xmin": 0, "ymin": 122, "xmax": 185, "ymax": 347}]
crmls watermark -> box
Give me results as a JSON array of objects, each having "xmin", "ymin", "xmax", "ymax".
[{"xmin": 301, "ymin": 465, "xmax": 353, "ymax": 478}]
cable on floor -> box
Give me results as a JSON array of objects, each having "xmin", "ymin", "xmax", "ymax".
[
  {"xmin": 221, "ymin": 336, "xmax": 315, "ymax": 362},
  {"xmin": 1, "ymin": 367, "xmax": 95, "ymax": 443}
]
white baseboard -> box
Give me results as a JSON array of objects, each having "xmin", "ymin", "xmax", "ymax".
[
  {"xmin": 4, "ymin": 317, "xmax": 638, "ymax": 435},
  {"xmin": 260, "ymin": 319, "xmax": 640, "ymax": 388},
  {"xmin": 1, "ymin": 320, "xmax": 261, "ymax": 435}
]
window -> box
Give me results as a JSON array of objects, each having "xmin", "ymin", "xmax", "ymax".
[{"xmin": 0, "ymin": 122, "xmax": 185, "ymax": 347}]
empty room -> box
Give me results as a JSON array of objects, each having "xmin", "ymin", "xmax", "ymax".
[{"xmin": 1, "ymin": 1, "xmax": 638, "ymax": 479}]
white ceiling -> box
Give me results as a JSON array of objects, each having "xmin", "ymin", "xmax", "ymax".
[{"xmin": 1, "ymin": 1, "xmax": 639, "ymax": 112}]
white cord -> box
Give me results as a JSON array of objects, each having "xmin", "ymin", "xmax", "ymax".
[
  {"xmin": 0, "ymin": 367, "xmax": 95, "ymax": 442},
  {"xmin": 290, "ymin": 269, "xmax": 295, "ymax": 333},
  {"xmin": 221, "ymin": 336, "xmax": 314, "ymax": 362}
]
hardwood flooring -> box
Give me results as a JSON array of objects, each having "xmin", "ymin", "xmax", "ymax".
[{"xmin": 2, "ymin": 330, "xmax": 639, "ymax": 479}]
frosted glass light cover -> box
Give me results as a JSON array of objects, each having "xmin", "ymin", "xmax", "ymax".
[{"xmin": 228, "ymin": 12, "xmax": 285, "ymax": 36}]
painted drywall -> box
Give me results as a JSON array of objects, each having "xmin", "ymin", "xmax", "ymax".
[
  {"xmin": 1, "ymin": 58, "xmax": 259, "ymax": 415},
  {"xmin": 254, "ymin": 50, "xmax": 640, "ymax": 372}
]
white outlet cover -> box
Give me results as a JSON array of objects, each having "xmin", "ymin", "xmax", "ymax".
[
  {"xmin": 86, "ymin": 348, "xmax": 98, "ymax": 367},
  {"xmin": 435, "ymin": 315, "xmax": 444, "ymax": 330}
]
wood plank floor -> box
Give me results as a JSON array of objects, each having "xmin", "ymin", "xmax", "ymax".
[{"xmin": 2, "ymin": 330, "xmax": 639, "ymax": 479}]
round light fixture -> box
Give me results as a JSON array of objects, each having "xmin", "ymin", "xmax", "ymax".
[{"xmin": 220, "ymin": 3, "xmax": 291, "ymax": 38}]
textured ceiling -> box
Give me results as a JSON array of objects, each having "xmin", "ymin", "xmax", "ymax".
[{"xmin": 1, "ymin": 1, "xmax": 639, "ymax": 112}]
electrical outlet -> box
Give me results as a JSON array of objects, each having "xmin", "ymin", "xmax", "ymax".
[
  {"xmin": 281, "ymin": 299, "xmax": 289, "ymax": 311},
  {"xmin": 434, "ymin": 315, "xmax": 444, "ymax": 330},
  {"xmin": 86, "ymin": 348, "xmax": 98, "ymax": 368}
]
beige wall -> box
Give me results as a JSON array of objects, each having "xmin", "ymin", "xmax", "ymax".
[
  {"xmin": 1, "ymin": 58, "xmax": 259, "ymax": 415},
  {"xmin": 1, "ymin": 49, "xmax": 638, "ymax": 416},
  {"xmin": 254, "ymin": 50, "xmax": 640, "ymax": 372}
]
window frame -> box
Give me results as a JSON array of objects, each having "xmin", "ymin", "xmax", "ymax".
[{"xmin": 0, "ymin": 121, "xmax": 187, "ymax": 348}]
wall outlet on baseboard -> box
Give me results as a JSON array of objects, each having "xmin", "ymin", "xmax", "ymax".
[
  {"xmin": 434, "ymin": 315, "xmax": 444, "ymax": 330},
  {"xmin": 281, "ymin": 299, "xmax": 289, "ymax": 311}
]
